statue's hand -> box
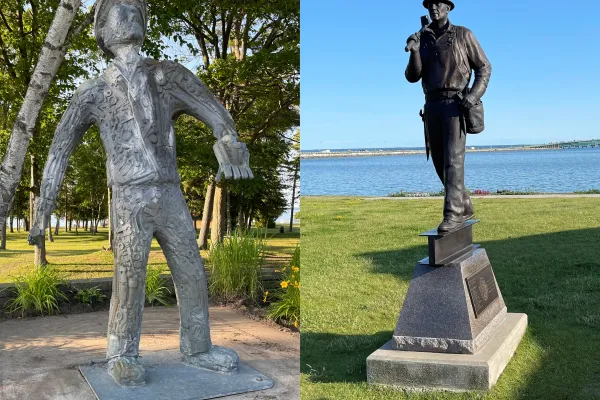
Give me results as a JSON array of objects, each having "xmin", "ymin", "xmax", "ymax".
[
  {"xmin": 213, "ymin": 135, "xmax": 254, "ymax": 182},
  {"xmin": 405, "ymin": 32, "xmax": 421, "ymax": 53},
  {"xmin": 460, "ymin": 93, "xmax": 478, "ymax": 110},
  {"xmin": 27, "ymin": 226, "xmax": 44, "ymax": 246}
]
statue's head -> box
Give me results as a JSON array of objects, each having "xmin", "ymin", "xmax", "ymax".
[
  {"xmin": 94, "ymin": 0, "xmax": 148, "ymax": 59},
  {"xmin": 422, "ymin": 0, "xmax": 454, "ymax": 22}
]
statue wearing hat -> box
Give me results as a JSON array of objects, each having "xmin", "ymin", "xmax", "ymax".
[
  {"xmin": 405, "ymin": 0, "xmax": 491, "ymax": 233},
  {"xmin": 29, "ymin": 0, "xmax": 253, "ymax": 386}
]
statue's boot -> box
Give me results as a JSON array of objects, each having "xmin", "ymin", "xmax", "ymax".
[
  {"xmin": 463, "ymin": 196, "xmax": 475, "ymax": 221},
  {"xmin": 182, "ymin": 345, "xmax": 239, "ymax": 373},
  {"xmin": 107, "ymin": 356, "xmax": 146, "ymax": 386},
  {"xmin": 437, "ymin": 218, "xmax": 463, "ymax": 234}
]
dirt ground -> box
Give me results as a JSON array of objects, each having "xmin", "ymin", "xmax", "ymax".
[{"xmin": 0, "ymin": 306, "xmax": 299, "ymax": 400}]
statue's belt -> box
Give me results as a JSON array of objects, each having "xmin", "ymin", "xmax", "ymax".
[{"xmin": 425, "ymin": 90, "xmax": 462, "ymax": 102}]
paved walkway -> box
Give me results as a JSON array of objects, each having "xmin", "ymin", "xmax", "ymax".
[{"xmin": 0, "ymin": 306, "xmax": 299, "ymax": 400}]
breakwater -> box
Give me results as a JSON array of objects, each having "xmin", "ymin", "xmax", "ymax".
[{"xmin": 301, "ymin": 146, "xmax": 555, "ymax": 159}]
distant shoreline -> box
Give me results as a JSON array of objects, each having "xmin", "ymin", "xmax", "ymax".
[{"xmin": 301, "ymin": 146, "xmax": 559, "ymax": 159}]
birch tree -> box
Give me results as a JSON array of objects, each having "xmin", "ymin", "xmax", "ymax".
[{"xmin": 0, "ymin": 0, "xmax": 95, "ymax": 261}]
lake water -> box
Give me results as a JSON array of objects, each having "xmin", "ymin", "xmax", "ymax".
[{"xmin": 301, "ymin": 148, "xmax": 600, "ymax": 196}]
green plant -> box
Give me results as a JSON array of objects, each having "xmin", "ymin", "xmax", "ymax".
[
  {"xmin": 6, "ymin": 266, "xmax": 68, "ymax": 316},
  {"xmin": 74, "ymin": 286, "xmax": 107, "ymax": 306},
  {"xmin": 573, "ymin": 188, "xmax": 600, "ymax": 194},
  {"xmin": 267, "ymin": 245, "xmax": 300, "ymax": 327},
  {"xmin": 495, "ymin": 188, "xmax": 540, "ymax": 195},
  {"xmin": 145, "ymin": 266, "xmax": 171, "ymax": 306},
  {"xmin": 208, "ymin": 229, "xmax": 265, "ymax": 304}
]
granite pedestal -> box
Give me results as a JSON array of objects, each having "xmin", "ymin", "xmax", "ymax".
[{"xmin": 367, "ymin": 221, "xmax": 527, "ymax": 391}]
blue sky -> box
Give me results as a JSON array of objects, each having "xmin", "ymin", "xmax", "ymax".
[{"xmin": 301, "ymin": 0, "xmax": 600, "ymax": 150}]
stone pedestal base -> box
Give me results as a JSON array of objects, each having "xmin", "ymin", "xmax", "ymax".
[
  {"xmin": 80, "ymin": 359, "xmax": 273, "ymax": 400},
  {"xmin": 367, "ymin": 313, "xmax": 527, "ymax": 391}
]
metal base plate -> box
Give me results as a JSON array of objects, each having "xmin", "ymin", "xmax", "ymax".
[{"xmin": 80, "ymin": 360, "xmax": 273, "ymax": 400}]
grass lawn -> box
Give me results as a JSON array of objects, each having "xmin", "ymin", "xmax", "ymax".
[
  {"xmin": 0, "ymin": 226, "xmax": 299, "ymax": 283},
  {"xmin": 301, "ymin": 196, "xmax": 600, "ymax": 399}
]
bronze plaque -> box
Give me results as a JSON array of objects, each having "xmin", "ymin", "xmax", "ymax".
[{"xmin": 466, "ymin": 264, "xmax": 498, "ymax": 318}]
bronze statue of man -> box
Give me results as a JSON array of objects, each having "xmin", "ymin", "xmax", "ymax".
[
  {"xmin": 405, "ymin": 0, "xmax": 491, "ymax": 233},
  {"xmin": 28, "ymin": 0, "xmax": 253, "ymax": 386}
]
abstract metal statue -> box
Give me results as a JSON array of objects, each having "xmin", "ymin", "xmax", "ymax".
[
  {"xmin": 405, "ymin": 0, "xmax": 491, "ymax": 233},
  {"xmin": 28, "ymin": 0, "xmax": 253, "ymax": 386}
]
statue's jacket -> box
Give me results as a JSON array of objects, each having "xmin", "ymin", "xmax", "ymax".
[
  {"xmin": 43, "ymin": 59, "xmax": 233, "ymax": 193},
  {"xmin": 409, "ymin": 23, "xmax": 491, "ymax": 102}
]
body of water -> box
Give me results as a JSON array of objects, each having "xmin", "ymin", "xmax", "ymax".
[{"xmin": 301, "ymin": 148, "xmax": 600, "ymax": 196}]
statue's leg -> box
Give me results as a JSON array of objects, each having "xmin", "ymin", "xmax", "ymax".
[
  {"xmin": 425, "ymin": 102, "xmax": 446, "ymax": 193},
  {"xmin": 154, "ymin": 186, "xmax": 239, "ymax": 373},
  {"xmin": 442, "ymin": 98, "xmax": 467, "ymax": 222},
  {"xmin": 106, "ymin": 186, "xmax": 154, "ymax": 386}
]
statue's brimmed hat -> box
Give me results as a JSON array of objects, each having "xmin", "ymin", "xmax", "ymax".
[
  {"xmin": 94, "ymin": 0, "xmax": 148, "ymax": 59},
  {"xmin": 422, "ymin": 0, "xmax": 455, "ymax": 10}
]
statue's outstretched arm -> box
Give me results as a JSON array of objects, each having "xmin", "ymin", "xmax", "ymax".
[
  {"xmin": 28, "ymin": 88, "xmax": 94, "ymax": 244},
  {"xmin": 170, "ymin": 64, "xmax": 253, "ymax": 182}
]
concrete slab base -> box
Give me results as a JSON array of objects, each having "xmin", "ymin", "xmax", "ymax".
[
  {"xmin": 80, "ymin": 358, "xmax": 273, "ymax": 400},
  {"xmin": 367, "ymin": 313, "xmax": 527, "ymax": 392}
]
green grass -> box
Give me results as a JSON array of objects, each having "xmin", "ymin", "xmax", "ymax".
[
  {"xmin": 301, "ymin": 196, "xmax": 600, "ymax": 399},
  {"xmin": 0, "ymin": 226, "xmax": 299, "ymax": 283}
]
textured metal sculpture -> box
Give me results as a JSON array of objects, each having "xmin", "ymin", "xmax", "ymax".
[
  {"xmin": 28, "ymin": 0, "xmax": 253, "ymax": 386},
  {"xmin": 405, "ymin": 0, "xmax": 491, "ymax": 233}
]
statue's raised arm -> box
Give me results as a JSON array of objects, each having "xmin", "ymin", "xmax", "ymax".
[{"xmin": 28, "ymin": 83, "xmax": 96, "ymax": 245}]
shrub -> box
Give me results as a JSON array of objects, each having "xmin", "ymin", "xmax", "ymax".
[
  {"xmin": 145, "ymin": 266, "xmax": 171, "ymax": 306},
  {"xmin": 74, "ymin": 286, "xmax": 107, "ymax": 306},
  {"xmin": 495, "ymin": 189, "xmax": 540, "ymax": 195},
  {"xmin": 388, "ymin": 189, "xmax": 445, "ymax": 197},
  {"xmin": 267, "ymin": 245, "xmax": 300, "ymax": 327},
  {"xmin": 6, "ymin": 266, "xmax": 68, "ymax": 316},
  {"xmin": 573, "ymin": 189, "xmax": 600, "ymax": 194},
  {"xmin": 208, "ymin": 229, "xmax": 265, "ymax": 304}
]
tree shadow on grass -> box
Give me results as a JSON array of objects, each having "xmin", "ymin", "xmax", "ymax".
[
  {"xmin": 303, "ymin": 228, "xmax": 600, "ymax": 398},
  {"xmin": 47, "ymin": 249, "xmax": 106, "ymax": 257},
  {"xmin": 301, "ymin": 330, "xmax": 392, "ymax": 384}
]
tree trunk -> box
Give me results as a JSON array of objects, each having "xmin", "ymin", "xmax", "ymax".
[
  {"xmin": 210, "ymin": 184, "xmax": 225, "ymax": 245},
  {"xmin": 289, "ymin": 162, "xmax": 299, "ymax": 232},
  {"xmin": 226, "ymin": 187, "xmax": 232, "ymax": 235},
  {"xmin": 35, "ymin": 237, "xmax": 47, "ymax": 267},
  {"xmin": 48, "ymin": 221, "xmax": 54, "ymax": 242},
  {"xmin": 29, "ymin": 154, "xmax": 36, "ymax": 232},
  {"xmin": 0, "ymin": 219, "xmax": 6, "ymax": 250},
  {"xmin": 197, "ymin": 180, "xmax": 215, "ymax": 249},
  {"xmin": 54, "ymin": 216, "xmax": 59, "ymax": 235},
  {"xmin": 64, "ymin": 189, "xmax": 69, "ymax": 232},
  {"xmin": 237, "ymin": 202, "xmax": 244, "ymax": 232},
  {"xmin": 9, "ymin": 215, "xmax": 14, "ymax": 233},
  {"xmin": 24, "ymin": 217, "xmax": 29, "ymax": 231},
  {"xmin": 247, "ymin": 208, "xmax": 254, "ymax": 230},
  {"xmin": 107, "ymin": 187, "xmax": 113, "ymax": 250},
  {"xmin": 31, "ymin": 154, "xmax": 47, "ymax": 266},
  {"xmin": 0, "ymin": 0, "xmax": 84, "ymax": 230}
]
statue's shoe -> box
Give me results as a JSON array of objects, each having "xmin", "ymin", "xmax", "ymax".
[
  {"xmin": 437, "ymin": 219, "xmax": 463, "ymax": 234},
  {"xmin": 463, "ymin": 198, "xmax": 475, "ymax": 221},
  {"xmin": 182, "ymin": 346, "xmax": 240, "ymax": 373},
  {"xmin": 107, "ymin": 356, "xmax": 146, "ymax": 386}
]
